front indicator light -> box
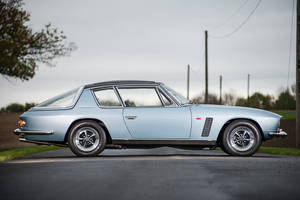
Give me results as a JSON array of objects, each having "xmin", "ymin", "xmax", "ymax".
[{"xmin": 18, "ymin": 120, "xmax": 26, "ymax": 127}]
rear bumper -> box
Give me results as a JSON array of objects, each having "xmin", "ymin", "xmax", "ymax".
[
  {"xmin": 268, "ymin": 129, "xmax": 287, "ymax": 137},
  {"xmin": 14, "ymin": 128, "xmax": 53, "ymax": 135}
]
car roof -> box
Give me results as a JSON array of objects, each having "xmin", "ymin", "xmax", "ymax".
[{"xmin": 84, "ymin": 80, "xmax": 159, "ymax": 89}]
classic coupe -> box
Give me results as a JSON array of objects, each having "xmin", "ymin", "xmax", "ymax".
[{"xmin": 14, "ymin": 80, "xmax": 287, "ymax": 156}]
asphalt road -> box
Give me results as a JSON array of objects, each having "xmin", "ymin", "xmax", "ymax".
[{"xmin": 0, "ymin": 147, "xmax": 300, "ymax": 200}]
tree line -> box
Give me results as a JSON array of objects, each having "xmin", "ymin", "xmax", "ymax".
[
  {"xmin": 191, "ymin": 86, "xmax": 296, "ymax": 110},
  {"xmin": 0, "ymin": 102, "xmax": 36, "ymax": 113}
]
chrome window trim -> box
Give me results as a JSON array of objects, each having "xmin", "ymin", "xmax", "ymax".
[
  {"xmin": 156, "ymin": 86, "xmax": 178, "ymax": 107},
  {"xmin": 88, "ymin": 83, "xmax": 159, "ymax": 90},
  {"xmin": 91, "ymin": 87, "xmax": 124, "ymax": 109},
  {"xmin": 157, "ymin": 85, "xmax": 181, "ymax": 106},
  {"xmin": 156, "ymin": 87, "xmax": 166, "ymax": 106},
  {"xmin": 113, "ymin": 86, "xmax": 125, "ymax": 107},
  {"xmin": 116, "ymin": 86, "xmax": 165, "ymax": 108},
  {"xmin": 89, "ymin": 83, "xmax": 181, "ymax": 108},
  {"xmin": 31, "ymin": 86, "xmax": 84, "ymax": 111}
]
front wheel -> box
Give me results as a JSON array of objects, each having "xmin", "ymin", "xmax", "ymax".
[
  {"xmin": 68, "ymin": 121, "xmax": 106, "ymax": 157},
  {"xmin": 222, "ymin": 120, "xmax": 262, "ymax": 156}
]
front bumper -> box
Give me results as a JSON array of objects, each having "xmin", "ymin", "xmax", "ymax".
[
  {"xmin": 13, "ymin": 128, "xmax": 53, "ymax": 135},
  {"xmin": 268, "ymin": 129, "xmax": 287, "ymax": 137}
]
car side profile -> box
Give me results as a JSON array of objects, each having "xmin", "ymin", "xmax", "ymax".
[{"xmin": 14, "ymin": 80, "xmax": 287, "ymax": 156}]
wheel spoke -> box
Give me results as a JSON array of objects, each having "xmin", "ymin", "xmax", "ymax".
[
  {"xmin": 234, "ymin": 132, "xmax": 240, "ymax": 138},
  {"xmin": 84, "ymin": 130, "xmax": 88, "ymax": 137},
  {"xmin": 88, "ymin": 138, "xmax": 94, "ymax": 144},
  {"xmin": 90, "ymin": 133, "xmax": 96, "ymax": 138},
  {"xmin": 241, "ymin": 131, "xmax": 246, "ymax": 137}
]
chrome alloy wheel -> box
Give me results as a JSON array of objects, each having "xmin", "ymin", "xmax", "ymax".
[
  {"xmin": 228, "ymin": 126, "xmax": 255, "ymax": 152},
  {"xmin": 74, "ymin": 127, "xmax": 100, "ymax": 152}
]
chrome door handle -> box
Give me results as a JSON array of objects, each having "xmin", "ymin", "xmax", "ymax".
[{"xmin": 125, "ymin": 116, "xmax": 137, "ymax": 120}]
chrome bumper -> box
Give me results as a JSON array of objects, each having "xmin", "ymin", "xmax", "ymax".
[
  {"xmin": 268, "ymin": 129, "xmax": 287, "ymax": 137},
  {"xmin": 14, "ymin": 128, "xmax": 53, "ymax": 135}
]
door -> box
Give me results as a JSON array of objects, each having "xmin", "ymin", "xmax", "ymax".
[{"xmin": 117, "ymin": 87, "xmax": 191, "ymax": 139}]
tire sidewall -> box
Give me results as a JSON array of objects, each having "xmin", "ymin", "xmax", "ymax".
[
  {"xmin": 68, "ymin": 121, "xmax": 106, "ymax": 157},
  {"xmin": 222, "ymin": 120, "xmax": 262, "ymax": 156}
]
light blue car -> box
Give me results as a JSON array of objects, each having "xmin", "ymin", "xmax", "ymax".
[{"xmin": 14, "ymin": 80, "xmax": 287, "ymax": 156}]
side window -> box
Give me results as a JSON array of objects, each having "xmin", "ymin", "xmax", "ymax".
[
  {"xmin": 158, "ymin": 90, "xmax": 176, "ymax": 106},
  {"xmin": 118, "ymin": 88, "xmax": 162, "ymax": 107},
  {"xmin": 94, "ymin": 88, "xmax": 122, "ymax": 107}
]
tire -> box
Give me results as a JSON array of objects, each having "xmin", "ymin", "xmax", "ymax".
[
  {"xmin": 222, "ymin": 120, "xmax": 262, "ymax": 156},
  {"xmin": 68, "ymin": 120, "xmax": 106, "ymax": 157},
  {"xmin": 219, "ymin": 142, "xmax": 230, "ymax": 155}
]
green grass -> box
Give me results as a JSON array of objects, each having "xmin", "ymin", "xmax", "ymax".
[
  {"xmin": 271, "ymin": 110, "xmax": 296, "ymax": 119},
  {"xmin": 0, "ymin": 145, "xmax": 64, "ymax": 162},
  {"xmin": 258, "ymin": 146, "xmax": 300, "ymax": 156}
]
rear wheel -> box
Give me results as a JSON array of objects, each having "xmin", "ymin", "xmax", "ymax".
[
  {"xmin": 222, "ymin": 120, "xmax": 262, "ymax": 156},
  {"xmin": 68, "ymin": 121, "xmax": 106, "ymax": 157}
]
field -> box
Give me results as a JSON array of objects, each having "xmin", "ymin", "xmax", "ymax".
[
  {"xmin": 0, "ymin": 113, "xmax": 35, "ymax": 149},
  {"xmin": 272, "ymin": 110, "xmax": 296, "ymax": 119}
]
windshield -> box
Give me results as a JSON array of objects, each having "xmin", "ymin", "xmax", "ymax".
[{"xmin": 162, "ymin": 84, "xmax": 190, "ymax": 105}]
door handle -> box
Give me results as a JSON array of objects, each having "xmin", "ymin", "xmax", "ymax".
[{"xmin": 125, "ymin": 116, "xmax": 137, "ymax": 120}]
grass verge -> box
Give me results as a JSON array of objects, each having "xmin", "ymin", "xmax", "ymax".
[
  {"xmin": 258, "ymin": 146, "xmax": 300, "ymax": 156},
  {"xmin": 0, "ymin": 145, "xmax": 64, "ymax": 162}
]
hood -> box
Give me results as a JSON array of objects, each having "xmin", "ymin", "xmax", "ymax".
[{"xmin": 189, "ymin": 104, "xmax": 281, "ymax": 119}]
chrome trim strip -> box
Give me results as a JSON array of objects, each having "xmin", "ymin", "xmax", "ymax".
[
  {"xmin": 14, "ymin": 128, "xmax": 54, "ymax": 135},
  {"xmin": 112, "ymin": 139, "xmax": 216, "ymax": 146}
]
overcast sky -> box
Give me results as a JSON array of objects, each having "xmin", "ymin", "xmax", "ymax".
[{"xmin": 0, "ymin": 0, "xmax": 296, "ymax": 107}]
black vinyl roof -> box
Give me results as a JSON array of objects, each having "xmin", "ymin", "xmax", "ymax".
[{"xmin": 84, "ymin": 80, "xmax": 158, "ymax": 89}]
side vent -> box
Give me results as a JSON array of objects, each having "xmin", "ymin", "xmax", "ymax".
[{"xmin": 201, "ymin": 117, "xmax": 213, "ymax": 137}]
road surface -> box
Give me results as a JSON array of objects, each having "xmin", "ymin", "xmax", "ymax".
[{"xmin": 0, "ymin": 147, "xmax": 299, "ymax": 200}]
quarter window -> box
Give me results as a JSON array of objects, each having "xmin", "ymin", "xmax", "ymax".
[
  {"xmin": 94, "ymin": 88, "xmax": 122, "ymax": 107},
  {"xmin": 118, "ymin": 88, "xmax": 162, "ymax": 107},
  {"xmin": 36, "ymin": 87, "xmax": 81, "ymax": 108}
]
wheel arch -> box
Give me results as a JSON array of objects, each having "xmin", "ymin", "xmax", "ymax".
[
  {"xmin": 64, "ymin": 118, "xmax": 112, "ymax": 144},
  {"xmin": 217, "ymin": 118, "xmax": 264, "ymax": 145}
]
